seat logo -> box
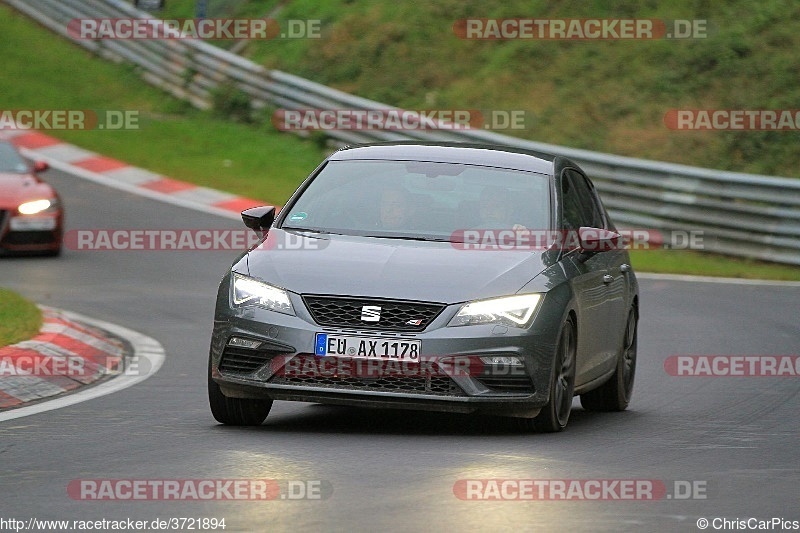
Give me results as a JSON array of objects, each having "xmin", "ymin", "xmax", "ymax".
[{"xmin": 360, "ymin": 305, "xmax": 381, "ymax": 322}]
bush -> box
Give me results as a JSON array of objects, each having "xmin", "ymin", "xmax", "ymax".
[{"xmin": 211, "ymin": 83, "xmax": 254, "ymax": 123}]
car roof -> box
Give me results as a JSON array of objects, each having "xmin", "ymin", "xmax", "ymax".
[{"xmin": 329, "ymin": 141, "xmax": 559, "ymax": 175}]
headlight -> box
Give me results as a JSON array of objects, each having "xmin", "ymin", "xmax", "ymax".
[
  {"xmin": 231, "ymin": 273, "xmax": 295, "ymax": 315},
  {"xmin": 18, "ymin": 199, "xmax": 55, "ymax": 215},
  {"xmin": 448, "ymin": 294, "xmax": 542, "ymax": 328}
]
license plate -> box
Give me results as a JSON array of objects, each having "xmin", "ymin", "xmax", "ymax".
[
  {"xmin": 315, "ymin": 333, "xmax": 421, "ymax": 361},
  {"xmin": 10, "ymin": 217, "xmax": 57, "ymax": 231}
]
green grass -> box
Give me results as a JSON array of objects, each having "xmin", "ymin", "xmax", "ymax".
[
  {"xmin": 629, "ymin": 250, "xmax": 800, "ymax": 281},
  {"xmin": 0, "ymin": 6, "xmax": 326, "ymax": 205},
  {"xmin": 2, "ymin": 5, "xmax": 799, "ymax": 280},
  {"xmin": 0, "ymin": 289, "xmax": 42, "ymax": 348}
]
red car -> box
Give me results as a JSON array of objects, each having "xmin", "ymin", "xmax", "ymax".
[{"xmin": 0, "ymin": 141, "xmax": 63, "ymax": 256}]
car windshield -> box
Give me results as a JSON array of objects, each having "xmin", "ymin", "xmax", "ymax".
[
  {"xmin": 0, "ymin": 142, "xmax": 30, "ymax": 173},
  {"xmin": 281, "ymin": 159, "xmax": 551, "ymax": 240}
]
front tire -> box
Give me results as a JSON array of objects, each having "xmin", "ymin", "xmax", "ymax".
[
  {"xmin": 208, "ymin": 361, "xmax": 273, "ymax": 426},
  {"xmin": 580, "ymin": 308, "xmax": 637, "ymax": 412},
  {"xmin": 518, "ymin": 317, "xmax": 577, "ymax": 433}
]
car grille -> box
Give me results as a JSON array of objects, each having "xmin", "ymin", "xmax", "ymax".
[
  {"xmin": 218, "ymin": 345, "xmax": 286, "ymax": 374},
  {"xmin": 269, "ymin": 355, "xmax": 464, "ymax": 396},
  {"xmin": 302, "ymin": 295, "xmax": 446, "ymax": 332}
]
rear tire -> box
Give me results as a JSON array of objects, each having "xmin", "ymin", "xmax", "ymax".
[
  {"xmin": 208, "ymin": 361, "xmax": 272, "ymax": 426},
  {"xmin": 518, "ymin": 317, "xmax": 577, "ymax": 433},
  {"xmin": 580, "ymin": 308, "xmax": 637, "ymax": 412}
]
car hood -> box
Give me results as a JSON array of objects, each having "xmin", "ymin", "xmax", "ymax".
[
  {"xmin": 244, "ymin": 229, "xmax": 551, "ymax": 304},
  {"xmin": 0, "ymin": 173, "xmax": 55, "ymax": 209}
]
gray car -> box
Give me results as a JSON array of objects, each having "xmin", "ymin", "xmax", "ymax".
[{"xmin": 208, "ymin": 142, "xmax": 639, "ymax": 432}]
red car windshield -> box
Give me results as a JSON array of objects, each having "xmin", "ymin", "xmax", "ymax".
[{"xmin": 0, "ymin": 142, "xmax": 31, "ymax": 174}]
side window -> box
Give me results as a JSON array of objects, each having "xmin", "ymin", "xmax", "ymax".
[
  {"xmin": 560, "ymin": 171, "xmax": 584, "ymax": 231},
  {"xmin": 566, "ymin": 170, "xmax": 604, "ymax": 229}
]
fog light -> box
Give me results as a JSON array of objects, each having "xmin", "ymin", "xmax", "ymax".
[
  {"xmin": 228, "ymin": 337, "xmax": 262, "ymax": 349},
  {"xmin": 479, "ymin": 356, "xmax": 523, "ymax": 366}
]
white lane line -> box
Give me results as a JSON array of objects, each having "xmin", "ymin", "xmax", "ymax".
[{"xmin": 0, "ymin": 307, "xmax": 166, "ymax": 423}]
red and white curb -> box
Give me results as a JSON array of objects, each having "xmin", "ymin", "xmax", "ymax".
[
  {"xmin": 0, "ymin": 306, "xmax": 165, "ymax": 422},
  {"xmin": 0, "ymin": 128, "xmax": 266, "ymax": 221}
]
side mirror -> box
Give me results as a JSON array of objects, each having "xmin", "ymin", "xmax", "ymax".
[
  {"xmin": 242, "ymin": 206, "xmax": 276, "ymax": 233},
  {"xmin": 33, "ymin": 161, "xmax": 49, "ymax": 173},
  {"xmin": 577, "ymin": 227, "xmax": 623, "ymax": 261}
]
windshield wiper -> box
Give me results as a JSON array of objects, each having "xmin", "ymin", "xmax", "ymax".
[
  {"xmin": 282, "ymin": 226, "xmax": 340, "ymax": 235},
  {"xmin": 363, "ymin": 235, "xmax": 451, "ymax": 242}
]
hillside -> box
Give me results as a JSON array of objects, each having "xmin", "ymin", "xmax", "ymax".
[{"xmin": 159, "ymin": 0, "xmax": 800, "ymax": 177}]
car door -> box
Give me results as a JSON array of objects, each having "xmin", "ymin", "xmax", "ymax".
[
  {"xmin": 576, "ymin": 169, "xmax": 631, "ymax": 363},
  {"xmin": 561, "ymin": 169, "xmax": 626, "ymax": 382}
]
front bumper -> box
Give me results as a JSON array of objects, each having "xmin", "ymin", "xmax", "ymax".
[
  {"xmin": 0, "ymin": 209, "xmax": 62, "ymax": 253},
  {"xmin": 210, "ymin": 284, "xmax": 562, "ymax": 418}
]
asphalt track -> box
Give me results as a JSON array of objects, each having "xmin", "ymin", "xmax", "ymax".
[{"xmin": 0, "ymin": 166, "xmax": 798, "ymax": 532}]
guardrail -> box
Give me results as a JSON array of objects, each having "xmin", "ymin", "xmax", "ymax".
[{"xmin": 6, "ymin": 0, "xmax": 800, "ymax": 265}]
